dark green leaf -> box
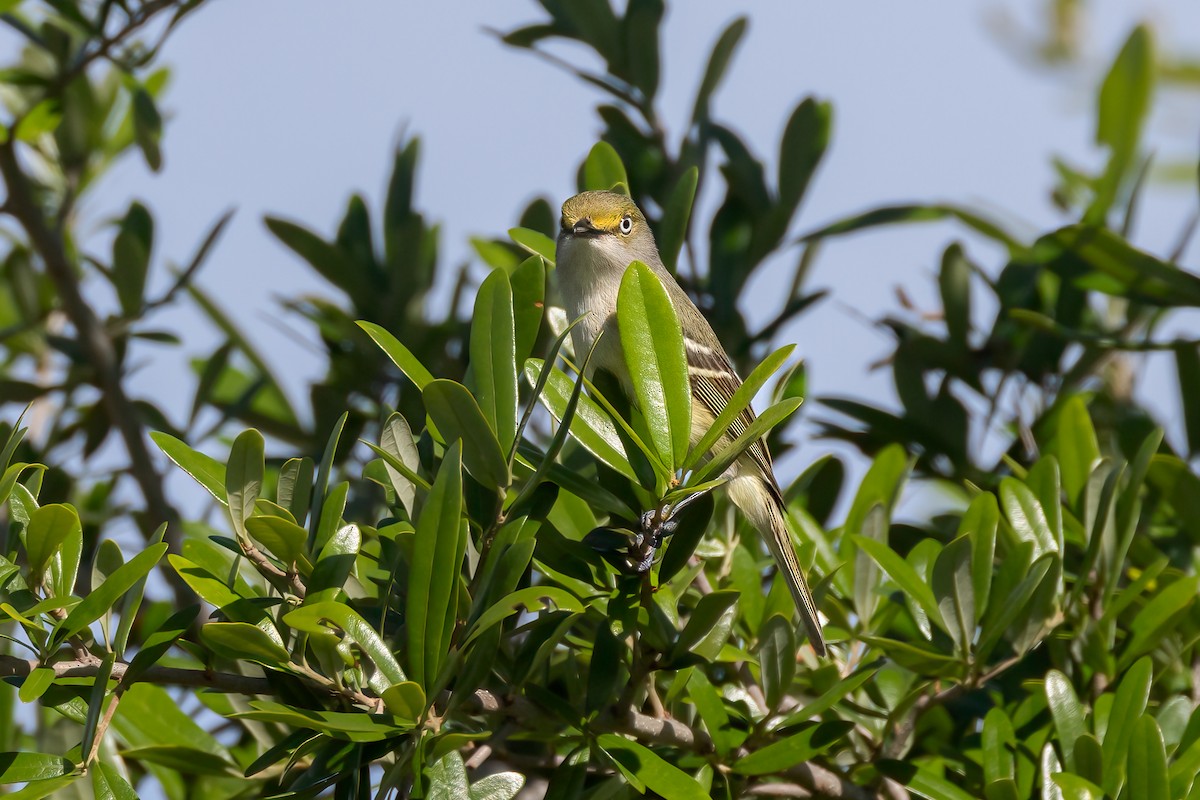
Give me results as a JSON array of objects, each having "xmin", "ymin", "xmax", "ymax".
[
  {"xmin": 597, "ymin": 733, "xmax": 708, "ymax": 799},
  {"xmin": 225, "ymin": 428, "xmax": 264, "ymax": 541},
  {"xmin": 692, "ymin": 17, "xmax": 746, "ymax": 123},
  {"xmin": 151, "ymin": 432, "xmax": 226, "ymax": 505},
  {"xmin": 407, "ymin": 442, "xmax": 465, "ymax": 689},
  {"xmin": 1127, "ymin": 715, "xmax": 1169, "ymax": 800},
  {"xmin": 56, "ymin": 544, "xmax": 167, "ymax": 644},
  {"xmin": 199, "ymin": 622, "xmax": 289, "ymax": 666},
  {"xmin": 112, "ymin": 202, "xmax": 153, "ymax": 316},
  {"xmin": 471, "ymin": 269, "xmax": 519, "ymax": 452},
  {"xmin": 757, "ymin": 614, "xmax": 795, "ymax": 711},
  {"xmin": 733, "ymin": 722, "xmax": 851, "ymax": 775},
  {"xmin": 424, "ymin": 379, "xmax": 510, "ymax": 491}
]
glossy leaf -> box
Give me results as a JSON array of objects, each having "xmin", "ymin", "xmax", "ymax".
[
  {"xmin": 357, "ymin": 321, "xmax": 435, "ymax": 389},
  {"xmin": 471, "ymin": 268, "xmax": 519, "ymax": 451},
  {"xmin": 151, "ymin": 431, "xmax": 226, "ymax": 505},
  {"xmin": 225, "ymin": 428, "xmax": 264, "ymax": 541},
  {"xmin": 583, "ymin": 141, "xmax": 628, "ymax": 192},
  {"xmin": 56, "ymin": 544, "xmax": 168, "ymax": 645},
  {"xmin": 424, "ymin": 380, "xmax": 510, "ymax": 491},
  {"xmin": 199, "ymin": 622, "xmax": 290, "ymax": 666},
  {"xmin": 508, "ymin": 227, "xmax": 556, "ymax": 264},
  {"xmin": 597, "ymin": 733, "xmax": 708, "ymax": 800},
  {"xmin": 659, "ymin": 166, "xmax": 698, "ymax": 273},
  {"xmin": 617, "ymin": 260, "xmax": 690, "ymax": 471},
  {"xmin": 284, "ymin": 601, "xmax": 405, "ymax": 685}
]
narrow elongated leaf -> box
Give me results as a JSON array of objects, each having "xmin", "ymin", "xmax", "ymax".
[
  {"xmin": 56, "ymin": 544, "xmax": 167, "ymax": 644},
  {"xmin": 277, "ymin": 457, "xmax": 313, "ymax": 525},
  {"xmin": 306, "ymin": 523, "xmax": 360, "ymax": 603},
  {"xmin": 1102, "ymin": 658, "xmax": 1151, "ymax": 796},
  {"xmin": 152, "ymin": 431, "xmax": 226, "ymax": 504},
  {"xmin": 852, "ymin": 535, "xmax": 942, "ymax": 634},
  {"xmin": 424, "ymin": 380, "xmax": 509, "ymax": 491},
  {"xmin": 877, "ymin": 759, "xmax": 979, "ymax": 800},
  {"xmin": 407, "ymin": 442, "xmax": 465, "ymax": 688},
  {"xmin": 199, "ymin": 622, "xmax": 289, "ymax": 666},
  {"xmin": 1045, "ymin": 670, "xmax": 1086, "ymax": 771},
  {"xmin": 1119, "ymin": 576, "xmax": 1199, "ymax": 669},
  {"xmin": 982, "ymin": 708, "xmax": 1016, "ymax": 785},
  {"xmin": 524, "ymin": 359, "xmax": 635, "ymax": 480},
  {"xmin": 685, "ymin": 344, "xmax": 795, "ymax": 471},
  {"xmin": 357, "ymin": 321, "xmax": 434, "ymax": 389},
  {"xmin": 463, "ymin": 586, "xmax": 583, "ymax": 646},
  {"xmin": 597, "ymin": 733, "xmax": 708, "ymax": 800},
  {"xmin": 659, "ymin": 167, "xmax": 698, "ymax": 273},
  {"xmin": 733, "ymin": 722, "xmax": 851, "ymax": 775},
  {"xmin": 932, "ymin": 535, "xmax": 974, "ymax": 655},
  {"xmin": 1000, "ymin": 478, "xmax": 1057, "ymax": 557},
  {"xmin": 757, "ymin": 615, "xmax": 795, "ymax": 711},
  {"xmin": 692, "ymin": 16, "xmax": 746, "ymax": 123},
  {"xmin": 672, "ymin": 591, "xmax": 739, "ymax": 660},
  {"xmin": 617, "ymin": 261, "xmax": 690, "ymax": 471},
  {"xmin": 225, "ymin": 429, "xmax": 264, "ymax": 541},
  {"xmin": 308, "ymin": 413, "xmax": 346, "ymax": 547},
  {"xmin": 380, "ymin": 413, "xmax": 420, "ymax": 516},
  {"xmin": 245, "ymin": 516, "xmax": 307, "ymax": 568},
  {"xmin": 471, "ymin": 269, "xmax": 518, "ymax": 451},
  {"xmin": 510, "ymin": 255, "xmax": 545, "ymax": 366},
  {"xmin": 960, "ymin": 492, "xmax": 997, "ymax": 621},
  {"xmin": 691, "ymin": 397, "xmax": 802, "ymax": 486},
  {"xmin": 1053, "ymin": 397, "xmax": 1100, "ymax": 505},
  {"xmin": 1127, "ymin": 715, "xmax": 1170, "ymax": 800}
]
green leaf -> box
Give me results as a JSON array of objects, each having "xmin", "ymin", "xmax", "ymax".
[
  {"xmin": 124, "ymin": 605, "xmax": 199, "ymax": 686},
  {"xmin": 524, "ymin": 358, "xmax": 635, "ymax": 481},
  {"xmin": 380, "ymin": 412, "xmax": 421, "ymax": 516},
  {"xmin": 1127, "ymin": 715, "xmax": 1170, "ymax": 800},
  {"xmin": 685, "ymin": 344, "xmax": 795, "ymax": 471},
  {"xmin": 877, "ymin": 759, "xmax": 978, "ymax": 800},
  {"xmin": 596, "ymin": 733, "xmax": 708, "ymax": 800},
  {"xmin": 356, "ymin": 321, "xmax": 434, "ymax": 389},
  {"xmin": 1176, "ymin": 344, "xmax": 1200, "ymax": 457},
  {"xmin": 199, "ymin": 622, "xmax": 290, "ymax": 666},
  {"xmin": 690, "ymin": 397, "xmax": 802, "ymax": 487},
  {"xmin": 510, "ymin": 254, "xmax": 545, "ymax": 366},
  {"xmin": 306, "ymin": 523, "xmax": 360, "ymax": 603},
  {"xmin": 672, "ymin": 590, "xmax": 739, "ymax": 660},
  {"xmin": 757, "ymin": 614, "xmax": 795, "ymax": 711},
  {"xmin": 245, "ymin": 516, "xmax": 307, "ymax": 568},
  {"xmin": 733, "ymin": 721, "xmax": 851, "ymax": 775},
  {"xmin": 313, "ymin": 480, "xmax": 348, "ymax": 553},
  {"xmin": 1119, "ymin": 575, "xmax": 1199, "ymax": 669},
  {"xmin": 692, "ymin": 16, "xmax": 746, "ymax": 123},
  {"xmin": 784, "ymin": 663, "xmax": 880, "ymax": 723},
  {"xmin": 1090, "ymin": 26, "xmax": 1154, "ymax": 223},
  {"xmin": 1102, "ymin": 657, "xmax": 1152, "ymax": 795},
  {"xmin": 309, "ymin": 412, "xmax": 346, "ymax": 547},
  {"xmin": 1053, "ymin": 397, "xmax": 1100, "ymax": 505},
  {"xmin": 583, "ymin": 141, "xmax": 628, "ymax": 192},
  {"xmin": 1051, "ymin": 774, "xmax": 1104, "ymax": 800},
  {"xmin": 799, "ymin": 203, "xmax": 1021, "ymax": 252},
  {"xmin": 0, "ymin": 753, "xmax": 73, "ymax": 783},
  {"xmin": 91, "ymin": 761, "xmax": 138, "ymax": 800},
  {"xmin": 982, "ymin": 708, "xmax": 1016, "ymax": 785},
  {"xmin": 381, "ymin": 681, "xmax": 426, "ymax": 720},
  {"xmin": 284, "ymin": 601, "xmax": 406, "ymax": 685},
  {"xmin": 852, "ymin": 535, "xmax": 942, "ymax": 635},
  {"xmin": 960, "ymin": 492, "xmax": 997, "ymax": 622},
  {"xmin": 225, "ymin": 428, "xmax": 264, "ymax": 541},
  {"xmin": 24, "ymin": 504, "xmax": 80, "ymax": 582},
  {"xmin": 939, "ymin": 243, "xmax": 972, "ymax": 347},
  {"xmin": 18, "ymin": 667, "xmax": 54, "ymax": 703},
  {"xmin": 112, "ymin": 201, "xmax": 153, "ymax": 316},
  {"xmin": 230, "ymin": 700, "xmax": 410, "ymax": 742},
  {"xmin": 80, "ymin": 653, "xmax": 115, "ymax": 765},
  {"xmin": 471, "ymin": 268, "xmax": 519, "ymax": 452},
  {"xmin": 1000, "ymin": 478, "xmax": 1057, "ymax": 558},
  {"xmin": 277, "ymin": 456, "xmax": 314, "ymax": 525},
  {"xmin": 1045, "ymin": 670, "xmax": 1086, "ymax": 771},
  {"xmin": 407, "ymin": 442, "xmax": 465, "ymax": 689},
  {"xmin": 617, "ymin": 261, "xmax": 691, "ymax": 471},
  {"xmin": 659, "ymin": 167, "xmax": 698, "ymax": 274},
  {"xmin": 776, "ymin": 97, "xmax": 831, "ymax": 221},
  {"xmin": 932, "ymin": 535, "xmax": 974, "ymax": 655},
  {"xmin": 131, "ymin": 88, "xmax": 163, "ymax": 171},
  {"xmin": 424, "ymin": 379, "xmax": 510, "ymax": 491},
  {"xmin": 463, "ymin": 586, "xmax": 583, "ymax": 646},
  {"xmin": 507, "ymin": 227, "xmax": 556, "ymax": 265},
  {"xmin": 56, "ymin": 544, "xmax": 167, "ymax": 644},
  {"xmin": 151, "ymin": 432, "xmax": 226, "ymax": 505}
]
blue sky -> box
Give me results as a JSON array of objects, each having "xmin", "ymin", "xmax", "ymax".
[{"xmin": 91, "ymin": 1, "xmax": 1200, "ymax": 507}]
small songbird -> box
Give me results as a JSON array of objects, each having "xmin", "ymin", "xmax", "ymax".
[{"xmin": 555, "ymin": 189, "xmax": 826, "ymax": 656}]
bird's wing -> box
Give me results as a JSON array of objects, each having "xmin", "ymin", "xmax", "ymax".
[{"xmin": 685, "ymin": 336, "xmax": 779, "ymax": 491}]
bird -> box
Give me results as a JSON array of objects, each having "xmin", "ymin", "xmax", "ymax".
[{"xmin": 554, "ymin": 189, "xmax": 826, "ymax": 656}]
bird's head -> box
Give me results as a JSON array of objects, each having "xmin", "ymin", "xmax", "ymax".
[{"xmin": 556, "ymin": 190, "xmax": 659, "ymax": 274}]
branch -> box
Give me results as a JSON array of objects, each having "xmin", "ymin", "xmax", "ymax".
[
  {"xmin": 468, "ymin": 690, "xmax": 880, "ymax": 800},
  {"xmin": 0, "ymin": 137, "xmax": 187, "ymax": 593},
  {"xmin": 0, "ymin": 653, "xmax": 271, "ymax": 694}
]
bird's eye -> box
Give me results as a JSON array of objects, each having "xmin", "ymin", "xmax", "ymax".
[{"xmin": 619, "ymin": 215, "xmax": 633, "ymax": 235}]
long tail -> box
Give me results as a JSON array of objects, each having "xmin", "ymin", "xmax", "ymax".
[{"xmin": 729, "ymin": 474, "xmax": 827, "ymax": 656}]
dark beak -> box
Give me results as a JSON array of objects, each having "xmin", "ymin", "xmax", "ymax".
[{"xmin": 572, "ymin": 218, "xmax": 601, "ymax": 237}]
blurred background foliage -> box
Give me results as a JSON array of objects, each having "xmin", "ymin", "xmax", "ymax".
[{"xmin": 0, "ymin": 0, "xmax": 1198, "ymax": 798}]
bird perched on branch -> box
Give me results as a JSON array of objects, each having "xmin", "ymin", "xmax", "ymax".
[{"xmin": 555, "ymin": 189, "xmax": 826, "ymax": 656}]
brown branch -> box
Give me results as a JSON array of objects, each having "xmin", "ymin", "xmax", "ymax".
[
  {"xmin": 0, "ymin": 653, "xmax": 272, "ymax": 694},
  {"xmin": 0, "ymin": 136, "xmax": 188, "ymax": 598},
  {"xmin": 468, "ymin": 690, "xmax": 879, "ymax": 800},
  {"xmin": 241, "ymin": 539, "xmax": 306, "ymax": 599}
]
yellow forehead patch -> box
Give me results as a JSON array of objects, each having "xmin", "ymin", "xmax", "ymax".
[{"xmin": 561, "ymin": 190, "xmax": 645, "ymax": 232}]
